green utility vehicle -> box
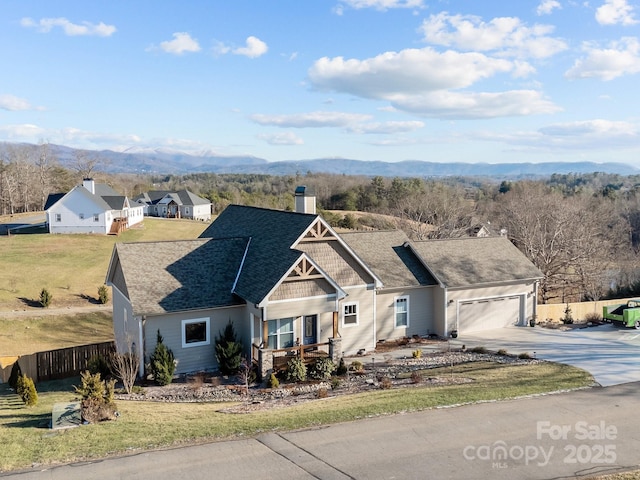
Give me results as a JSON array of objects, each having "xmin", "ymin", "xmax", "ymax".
[{"xmin": 603, "ymin": 299, "xmax": 640, "ymax": 329}]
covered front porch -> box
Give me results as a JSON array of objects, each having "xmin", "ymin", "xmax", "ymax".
[{"xmin": 251, "ymin": 311, "xmax": 342, "ymax": 379}]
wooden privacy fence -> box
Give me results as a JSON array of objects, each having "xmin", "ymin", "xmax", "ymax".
[
  {"xmin": 1, "ymin": 341, "xmax": 116, "ymax": 383},
  {"xmin": 36, "ymin": 341, "xmax": 115, "ymax": 382},
  {"xmin": 536, "ymin": 297, "xmax": 637, "ymax": 323}
]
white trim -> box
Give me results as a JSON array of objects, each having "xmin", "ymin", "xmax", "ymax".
[
  {"xmin": 342, "ymin": 283, "xmax": 375, "ymax": 291},
  {"xmin": 394, "ymin": 295, "xmax": 410, "ymax": 328},
  {"xmin": 181, "ymin": 317, "xmax": 211, "ymax": 348},
  {"xmin": 342, "ymin": 301, "xmax": 359, "ymax": 327},
  {"xmin": 267, "ymin": 293, "xmax": 338, "ymax": 305}
]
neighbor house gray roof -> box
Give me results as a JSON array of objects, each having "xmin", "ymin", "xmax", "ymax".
[
  {"xmin": 110, "ymin": 238, "xmax": 248, "ymax": 315},
  {"xmin": 134, "ymin": 189, "xmax": 210, "ymax": 206},
  {"xmin": 408, "ymin": 237, "xmax": 544, "ymax": 288},
  {"xmin": 200, "ymin": 205, "xmax": 319, "ymax": 305},
  {"xmin": 340, "ymin": 230, "xmax": 437, "ymax": 288}
]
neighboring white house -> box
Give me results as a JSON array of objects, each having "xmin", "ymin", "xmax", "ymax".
[
  {"xmin": 45, "ymin": 179, "xmax": 144, "ymax": 234},
  {"xmin": 133, "ymin": 189, "xmax": 211, "ymax": 221}
]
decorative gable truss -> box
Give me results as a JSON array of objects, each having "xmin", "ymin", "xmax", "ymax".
[
  {"xmin": 299, "ymin": 219, "xmax": 336, "ymax": 242},
  {"xmin": 284, "ymin": 257, "xmax": 322, "ymax": 282}
]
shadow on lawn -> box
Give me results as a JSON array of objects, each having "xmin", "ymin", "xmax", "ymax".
[{"xmin": 17, "ymin": 297, "xmax": 44, "ymax": 308}]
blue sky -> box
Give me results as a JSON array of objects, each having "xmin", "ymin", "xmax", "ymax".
[{"xmin": 1, "ymin": 0, "xmax": 640, "ymax": 166}]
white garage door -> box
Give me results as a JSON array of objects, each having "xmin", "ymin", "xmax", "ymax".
[{"xmin": 458, "ymin": 296, "xmax": 522, "ymax": 333}]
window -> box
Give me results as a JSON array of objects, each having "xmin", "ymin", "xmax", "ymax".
[
  {"xmin": 343, "ymin": 302, "xmax": 358, "ymax": 326},
  {"xmin": 55, "ymin": 213, "xmax": 61, "ymax": 222},
  {"xmin": 395, "ymin": 296, "xmax": 409, "ymax": 328},
  {"xmin": 79, "ymin": 213, "xmax": 85, "ymax": 220},
  {"xmin": 181, "ymin": 318, "xmax": 210, "ymax": 348},
  {"xmin": 93, "ymin": 214, "xmax": 100, "ymax": 222},
  {"xmin": 185, "ymin": 207, "xmax": 190, "ymax": 215},
  {"xmin": 267, "ymin": 318, "xmax": 294, "ymax": 349}
]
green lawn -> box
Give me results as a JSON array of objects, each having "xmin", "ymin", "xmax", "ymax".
[
  {"xmin": 0, "ymin": 218, "xmax": 209, "ymax": 311},
  {"xmin": 0, "ymin": 361, "xmax": 593, "ymax": 472}
]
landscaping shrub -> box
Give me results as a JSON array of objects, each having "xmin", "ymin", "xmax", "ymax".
[
  {"xmin": 584, "ymin": 312, "xmax": 602, "ymax": 324},
  {"xmin": 412, "ymin": 349, "xmax": 422, "ymax": 359},
  {"xmin": 518, "ymin": 352, "xmax": 532, "ymax": 359},
  {"xmin": 286, "ymin": 357, "xmax": 307, "ymax": 382},
  {"xmin": 309, "ymin": 358, "xmax": 336, "ymax": 380},
  {"xmin": 331, "ymin": 377, "xmax": 341, "ymax": 390},
  {"xmin": 88, "ymin": 355, "xmax": 111, "ymax": 379},
  {"xmin": 380, "ymin": 376, "xmax": 392, "ymax": 389},
  {"xmin": 470, "ymin": 346, "xmax": 487, "ymax": 354},
  {"xmin": 496, "ymin": 349, "xmax": 509, "ymax": 356},
  {"xmin": 16, "ymin": 375, "xmax": 38, "ymax": 406},
  {"xmin": 267, "ymin": 373, "xmax": 280, "ymax": 389},
  {"xmin": 349, "ymin": 360, "xmax": 364, "ymax": 373},
  {"xmin": 336, "ymin": 357, "xmax": 348, "ymax": 376},
  {"xmin": 74, "ymin": 371, "xmax": 117, "ymax": 423},
  {"xmin": 562, "ymin": 304, "xmax": 574, "ymax": 324},
  {"xmin": 317, "ymin": 387, "xmax": 329, "ymax": 399},
  {"xmin": 410, "ymin": 371, "xmax": 422, "ymax": 384},
  {"xmin": 98, "ymin": 285, "xmax": 109, "ymax": 304},
  {"xmin": 215, "ymin": 320, "xmax": 242, "ymax": 376},
  {"xmin": 8, "ymin": 361, "xmax": 22, "ymax": 390},
  {"xmin": 39, "ymin": 287, "xmax": 52, "ymax": 308},
  {"xmin": 150, "ymin": 330, "xmax": 176, "ymax": 386}
]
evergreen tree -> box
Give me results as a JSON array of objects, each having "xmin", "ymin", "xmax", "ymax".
[
  {"xmin": 150, "ymin": 330, "xmax": 176, "ymax": 385},
  {"xmin": 215, "ymin": 320, "xmax": 242, "ymax": 375}
]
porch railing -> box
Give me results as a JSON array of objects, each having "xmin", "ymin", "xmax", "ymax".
[{"xmin": 252, "ymin": 342, "xmax": 330, "ymax": 372}]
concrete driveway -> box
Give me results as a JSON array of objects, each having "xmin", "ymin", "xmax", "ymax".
[{"xmin": 451, "ymin": 323, "xmax": 640, "ymax": 387}]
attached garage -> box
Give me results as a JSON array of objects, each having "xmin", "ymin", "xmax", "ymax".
[{"xmin": 457, "ymin": 295, "xmax": 524, "ymax": 333}]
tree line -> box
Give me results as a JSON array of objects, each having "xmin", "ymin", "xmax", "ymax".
[{"xmin": 2, "ymin": 142, "xmax": 640, "ymax": 304}]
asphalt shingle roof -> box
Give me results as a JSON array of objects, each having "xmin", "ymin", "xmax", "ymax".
[
  {"xmin": 408, "ymin": 236, "xmax": 544, "ymax": 288},
  {"xmin": 340, "ymin": 230, "xmax": 437, "ymax": 288},
  {"xmin": 114, "ymin": 238, "xmax": 248, "ymax": 315},
  {"xmin": 199, "ymin": 205, "xmax": 318, "ymax": 304}
]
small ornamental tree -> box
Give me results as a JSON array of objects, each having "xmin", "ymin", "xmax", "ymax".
[
  {"xmin": 16, "ymin": 375, "xmax": 38, "ymax": 406},
  {"xmin": 150, "ymin": 330, "xmax": 176, "ymax": 386},
  {"xmin": 39, "ymin": 288, "xmax": 52, "ymax": 308},
  {"xmin": 215, "ymin": 320, "xmax": 242, "ymax": 376},
  {"xmin": 98, "ymin": 285, "xmax": 109, "ymax": 304},
  {"xmin": 74, "ymin": 371, "xmax": 117, "ymax": 423}
]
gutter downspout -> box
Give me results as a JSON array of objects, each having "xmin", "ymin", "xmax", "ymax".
[{"xmin": 138, "ymin": 316, "xmax": 145, "ymax": 378}]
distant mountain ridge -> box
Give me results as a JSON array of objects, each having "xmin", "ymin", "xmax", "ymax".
[{"xmin": 3, "ymin": 142, "xmax": 638, "ymax": 177}]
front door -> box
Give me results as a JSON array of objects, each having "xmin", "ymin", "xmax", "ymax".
[{"xmin": 303, "ymin": 315, "xmax": 317, "ymax": 345}]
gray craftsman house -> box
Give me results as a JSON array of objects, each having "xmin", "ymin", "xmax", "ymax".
[
  {"xmin": 133, "ymin": 189, "xmax": 211, "ymax": 221},
  {"xmin": 106, "ymin": 188, "xmax": 543, "ymax": 379}
]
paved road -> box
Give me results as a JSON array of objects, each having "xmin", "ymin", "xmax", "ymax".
[
  {"xmin": 450, "ymin": 323, "xmax": 640, "ymax": 387},
  {"xmin": 4, "ymin": 382, "xmax": 640, "ymax": 480}
]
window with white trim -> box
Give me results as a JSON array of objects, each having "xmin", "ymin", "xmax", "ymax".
[
  {"xmin": 267, "ymin": 318, "xmax": 294, "ymax": 349},
  {"xmin": 343, "ymin": 302, "xmax": 359, "ymax": 326},
  {"xmin": 55, "ymin": 213, "xmax": 61, "ymax": 222},
  {"xmin": 79, "ymin": 213, "xmax": 85, "ymax": 220},
  {"xmin": 395, "ymin": 296, "xmax": 409, "ymax": 328},
  {"xmin": 181, "ymin": 318, "xmax": 210, "ymax": 348},
  {"xmin": 93, "ymin": 213, "xmax": 100, "ymax": 222}
]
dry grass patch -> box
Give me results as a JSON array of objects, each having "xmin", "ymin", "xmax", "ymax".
[
  {"xmin": 0, "ymin": 311, "xmax": 114, "ymax": 356},
  {"xmin": 0, "ymin": 218, "xmax": 209, "ymax": 310}
]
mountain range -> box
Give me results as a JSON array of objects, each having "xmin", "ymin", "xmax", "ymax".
[{"xmin": 5, "ymin": 142, "xmax": 640, "ymax": 178}]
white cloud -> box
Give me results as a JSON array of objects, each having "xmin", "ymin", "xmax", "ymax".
[
  {"xmin": 250, "ymin": 111, "xmax": 372, "ymax": 128},
  {"xmin": 337, "ymin": 0, "xmax": 424, "ymax": 11},
  {"xmin": 0, "ymin": 124, "xmax": 47, "ymax": 138},
  {"xmin": 346, "ymin": 120, "xmax": 424, "ymax": 134},
  {"xmin": 20, "ymin": 17, "xmax": 116, "ymax": 36},
  {"xmin": 160, "ymin": 32, "xmax": 201, "ymax": 55},
  {"xmin": 419, "ymin": 12, "xmax": 568, "ymax": 59},
  {"xmin": 565, "ymin": 37, "xmax": 640, "ymax": 80},
  {"xmin": 0, "ymin": 94, "xmax": 36, "ymax": 111},
  {"xmin": 537, "ymin": 0, "xmax": 562, "ymax": 15},
  {"xmin": 233, "ymin": 36, "xmax": 268, "ymax": 58},
  {"xmin": 595, "ymin": 0, "xmax": 637, "ymax": 25},
  {"xmin": 257, "ymin": 132, "xmax": 304, "ymax": 145},
  {"xmin": 309, "ymin": 48, "xmax": 514, "ymax": 98},
  {"xmin": 388, "ymin": 90, "xmax": 561, "ymax": 119}
]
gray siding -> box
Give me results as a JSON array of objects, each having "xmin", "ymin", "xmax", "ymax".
[{"xmin": 375, "ymin": 287, "xmax": 436, "ymax": 341}]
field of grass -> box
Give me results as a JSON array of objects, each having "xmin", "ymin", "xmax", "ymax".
[
  {"xmin": 0, "ymin": 311, "xmax": 114, "ymax": 356},
  {"xmin": 0, "ymin": 361, "xmax": 593, "ymax": 472},
  {"xmin": 0, "ymin": 217, "xmax": 209, "ymax": 311}
]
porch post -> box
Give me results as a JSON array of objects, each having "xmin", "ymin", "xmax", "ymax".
[
  {"xmin": 262, "ymin": 320, "xmax": 268, "ymax": 347},
  {"xmin": 332, "ymin": 311, "xmax": 338, "ymax": 338}
]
